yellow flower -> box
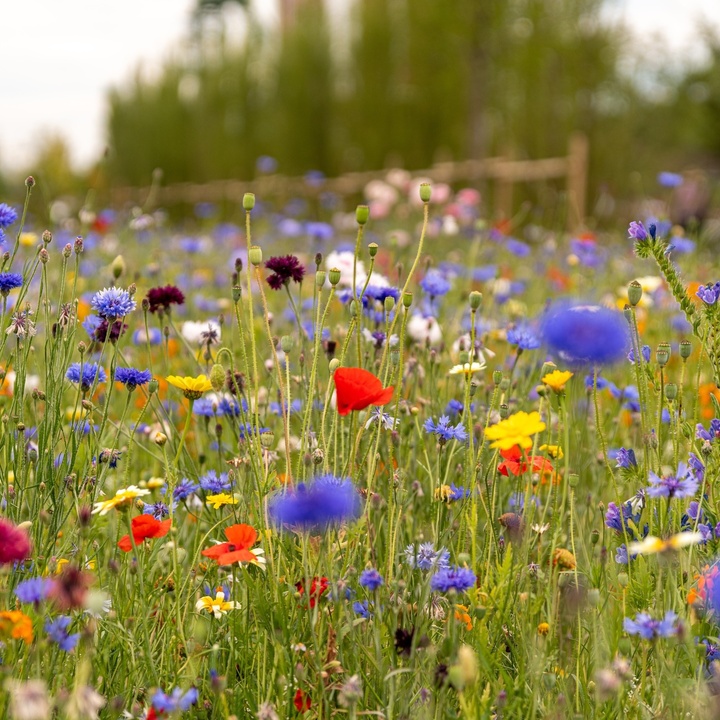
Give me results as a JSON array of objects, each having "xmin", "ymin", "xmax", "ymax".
[
  {"xmin": 166, "ymin": 374, "xmax": 213, "ymax": 400},
  {"xmin": 19, "ymin": 232, "xmax": 38, "ymax": 247},
  {"xmin": 147, "ymin": 477, "xmax": 166, "ymax": 489},
  {"xmin": 52, "ymin": 558, "xmax": 96, "ymax": 575},
  {"xmin": 541, "ymin": 370, "xmax": 573, "ymax": 393},
  {"xmin": 539, "ymin": 444, "xmax": 563, "ymax": 459},
  {"xmin": 552, "ymin": 548, "xmax": 576, "ymax": 569},
  {"xmin": 484, "ymin": 411, "xmax": 546, "ymax": 451},
  {"xmin": 454, "ymin": 605, "xmax": 473, "ymax": 631},
  {"xmin": 448, "ymin": 361, "xmax": 486, "ymax": 375},
  {"xmin": 628, "ymin": 532, "xmax": 703, "ymax": 556},
  {"xmin": 206, "ymin": 493, "xmax": 238, "ymax": 510},
  {"xmin": 195, "ymin": 591, "xmax": 240, "ymax": 619},
  {"xmin": 537, "ymin": 622, "xmax": 550, "ymax": 636},
  {"xmin": 91, "ymin": 485, "xmax": 151, "ymax": 515}
]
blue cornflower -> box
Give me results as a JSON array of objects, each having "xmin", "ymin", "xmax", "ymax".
[
  {"xmin": 696, "ymin": 419, "xmax": 720, "ymax": 442},
  {"xmin": 504, "ymin": 238, "xmax": 531, "ymax": 257},
  {"xmin": 446, "ymin": 484, "xmax": 471, "ymax": 501},
  {"xmin": 423, "ymin": 415, "xmax": 468, "ymax": 444},
  {"xmin": 419, "ymin": 270, "xmax": 451, "ymax": 297},
  {"xmin": 627, "ymin": 221, "xmax": 648, "ymax": 241},
  {"xmin": 540, "ymin": 302, "xmax": 630, "ymax": 368},
  {"xmin": 627, "ymin": 345, "xmax": 651, "ymax": 364},
  {"xmin": 143, "ymin": 502, "xmax": 171, "ymax": 520},
  {"xmin": 614, "ymin": 448, "xmax": 637, "ymax": 469},
  {"xmin": 353, "ymin": 600, "xmax": 372, "ymax": 619},
  {"xmin": 0, "ymin": 203, "xmax": 18, "ymax": 228},
  {"xmin": 199, "ymin": 470, "xmax": 231, "ymax": 493},
  {"xmin": 0, "ymin": 272, "xmax": 23, "ymax": 295},
  {"xmin": 14, "ymin": 577, "xmax": 55, "ymax": 604},
  {"xmin": 647, "ymin": 463, "xmax": 699, "ymax": 499},
  {"xmin": 269, "ymin": 474, "xmax": 361, "ymax": 531},
  {"xmin": 359, "ymin": 568, "xmax": 384, "ymax": 591},
  {"xmin": 173, "ymin": 479, "xmax": 200, "ymax": 502},
  {"xmin": 623, "ymin": 611, "xmax": 678, "ymax": 640},
  {"xmin": 444, "ymin": 399, "xmax": 464, "ymax": 417},
  {"xmin": 90, "ymin": 287, "xmax": 136, "ymax": 320},
  {"xmin": 605, "ymin": 496, "xmax": 642, "ymax": 538},
  {"xmin": 430, "ymin": 566, "xmax": 476, "ymax": 593},
  {"xmin": 45, "ymin": 616, "xmax": 80, "ymax": 652},
  {"xmin": 696, "ymin": 283, "xmax": 720, "ymax": 306},
  {"xmin": 404, "ymin": 543, "xmax": 450, "ymax": 571},
  {"xmin": 657, "ymin": 172, "xmax": 683, "ymax": 188},
  {"xmin": 238, "ymin": 422, "xmax": 270, "ymax": 440},
  {"xmin": 66, "ymin": 362, "xmax": 107, "ymax": 392},
  {"xmin": 133, "ymin": 327, "xmax": 163, "ymax": 345},
  {"xmin": 114, "ymin": 367, "xmax": 152, "ymax": 390},
  {"xmin": 688, "ymin": 453, "xmax": 705, "ymax": 482},
  {"xmin": 269, "ymin": 399, "xmax": 302, "ymax": 416},
  {"xmin": 151, "ymin": 687, "xmax": 199, "ymax": 713},
  {"xmin": 615, "ymin": 544, "xmax": 637, "ymax": 565},
  {"xmin": 194, "ymin": 396, "xmax": 245, "ymax": 417},
  {"xmin": 506, "ymin": 325, "xmax": 541, "ymax": 351}
]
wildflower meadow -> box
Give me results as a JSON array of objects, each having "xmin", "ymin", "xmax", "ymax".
[{"xmin": 1, "ymin": 174, "xmax": 720, "ymax": 720}]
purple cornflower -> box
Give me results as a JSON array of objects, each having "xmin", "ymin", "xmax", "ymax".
[
  {"xmin": 269, "ymin": 474, "xmax": 361, "ymax": 531},
  {"xmin": 506, "ymin": 325, "xmax": 541, "ymax": 351},
  {"xmin": 696, "ymin": 419, "xmax": 720, "ymax": 442},
  {"xmin": 353, "ymin": 600, "xmax": 372, "ymax": 619},
  {"xmin": 173, "ymin": 478, "xmax": 200, "ymax": 502},
  {"xmin": 627, "ymin": 345, "xmax": 651, "ymax": 364},
  {"xmin": 0, "ymin": 272, "xmax": 23, "ymax": 295},
  {"xmin": 628, "ymin": 221, "xmax": 648, "ymax": 241},
  {"xmin": 45, "ymin": 616, "xmax": 81, "ymax": 652},
  {"xmin": 146, "ymin": 285, "xmax": 185, "ymax": 314},
  {"xmin": 359, "ymin": 569, "xmax": 384, "ymax": 591},
  {"xmin": 14, "ymin": 577, "xmax": 55, "ymax": 604},
  {"xmin": 151, "ymin": 687, "xmax": 199, "ymax": 713},
  {"xmin": 623, "ymin": 611, "xmax": 678, "ymax": 640},
  {"xmin": 66, "ymin": 363, "xmax": 107, "ymax": 392},
  {"xmin": 423, "ymin": 415, "xmax": 468, "ymax": 443},
  {"xmin": 605, "ymin": 502, "xmax": 637, "ymax": 536},
  {"xmin": 90, "ymin": 287, "xmax": 136, "ymax": 320},
  {"xmin": 404, "ymin": 543, "xmax": 450, "ymax": 571},
  {"xmin": 0, "ymin": 203, "xmax": 18, "ymax": 228},
  {"xmin": 430, "ymin": 566, "xmax": 476, "ymax": 593},
  {"xmin": 647, "ymin": 463, "xmax": 699, "ymax": 499},
  {"xmin": 199, "ymin": 470, "xmax": 231, "ymax": 493},
  {"xmin": 696, "ymin": 283, "xmax": 720, "ymax": 306},
  {"xmin": 114, "ymin": 367, "xmax": 152, "ymax": 390},
  {"xmin": 688, "ymin": 453, "xmax": 705, "ymax": 481},
  {"xmin": 615, "ymin": 448, "xmax": 637, "ymax": 469},
  {"xmin": 419, "ymin": 270, "xmax": 451, "ymax": 297},
  {"xmin": 615, "ymin": 544, "xmax": 637, "ymax": 565},
  {"xmin": 143, "ymin": 502, "xmax": 171, "ymax": 520},
  {"xmin": 265, "ymin": 255, "xmax": 305, "ymax": 290}
]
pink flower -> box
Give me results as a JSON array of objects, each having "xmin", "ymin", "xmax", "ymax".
[{"xmin": 0, "ymin": 519, "xmax": 31, "ymax": 565}]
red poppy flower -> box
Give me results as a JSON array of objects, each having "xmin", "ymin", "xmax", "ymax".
[
  {"xmin": 334, "ymin": 367, "xmax": 394, "ymax": 416},
  {"xmin": 295, "ymin": 576, "xmax": 329, "ymax": 608},
  {"xmin": 202, "ymin": 523, "xmax": 258, "ymax": 566},
  {"xmin": 294, "ymin": 689, "xmax": 311, "ymax": 712},
  {"xmin": 497, "ymin": 446, "xmax": 554, "ymax": 477},
  {"xmin": 118, "ymin": 515, "xmax": 172, "ymax": 552}
]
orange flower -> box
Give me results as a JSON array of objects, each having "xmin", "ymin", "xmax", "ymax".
[
  {"xmin": 454, "ymin": 604, "xmax": 473, "ymax": 631},
  {"xmin": 202, "ymin": 524, "xmax": 265, "ymax": 567},
  {"xmin": 118, "ymin": 515, "xmax": 172, "ymax": 552},
  {"xmin": 699, "ymin": 383, "xmax": 720, "ymax": 421},
  {"xmin": 0, "ymin": 610, "xmax": 34, "ymax": 644}
]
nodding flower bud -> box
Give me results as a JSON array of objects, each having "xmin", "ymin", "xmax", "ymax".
[
  {"xmin": 74, "ymin": 236, "xmax": 84, "ymax": 254},
  {"xmin": 665, "ymin": 383, "xmax": 678, "ymax": 400},
  {"xmin": 243, "ymin": 193, "xmax": 255, "ymax": 211},
  {"xmin": 627, "ymin": 280, "xmax": 643, "ymax": 307},
  {"xmin": 384, "ymin": 296, "xmax": 395, "ymax": 313},
  {"xmin": 210, "ymin": 363, "xmax": 226, "ymax": 392},
  {"xmin": 680, "ymin": 340, "xmax": 692, "ymax": 360},
  {"xmin": 315, "ymin": 271, "xmax": 326, "ymax": 288},
  {"xmin": 499, "ymin": 403, "xmax": 510, "ymax": 419},
  {"xmin": 249, "ymin": 246, "xmax": 263, "ymax": 266},
  {"xmin": 402, "ymin": 292, "xmax": 413, "ymax": 308},
  {"xmin": 329, "ymin": 358, "xmax": 341, "ymax": 373},
  {"xmin": 469, "ymin": 291, "xmax": 482, "ymax": 310},
  {"xmin": 280, "ymin": 335, "xmax": 294, "ymax": 353},
  {"xmin": 328, "ymin": 267, "xmax": 341, "ymax": 286},
  {"xmin": 419, "ymin": 183, "xmax": 432, "ymax": 203},
  {"xmin": 368, "ymin": 242, "xmax": 378, "ymax": 258},
  {"xmin": 493, "ymin": 370, "xmax": 503, "ymax": 386},
  {"xmin": 356, "ymin": 205, "xmax": 369, "ymax": 225},
  {"xmin": 42, "ymin": 230, "xmax": 52, "ymax": 244},
  {"xmin": 656, "ymin": 343, "xmax": 671, "ymax": 367}
]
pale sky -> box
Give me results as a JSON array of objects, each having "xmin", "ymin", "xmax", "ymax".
[{"xmin": 2, "ymin": 0, "xmax": 719, "ymax": 172}]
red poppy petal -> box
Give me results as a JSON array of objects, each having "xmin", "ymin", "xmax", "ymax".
[
  {"xmin": 370, "ymin": 385, "xmax": 394, "ymax": 407},
  {"xmin": 149, "ymin": 519, "xmax": 172, "ymax": 539},
  {"xmin": 117, "ymin": 534, "xmax": 133, "ymax": 552},
  {"xmin": 224, "ymin": 524, "xmax": 257, "ymax": 549},
  {"xmin": 500, "ymin": 446, "xmax": 522, "ymax": 461},
  {"xmin": 217, "ymin": 549, "xmax": 256, "ymax": 566},
  {"xmin": 131, "ymin": 515, "xmax": 161, "ymax": 541},
  {"xmin": 335, "ymin": 367, "xmax": 392, "ymax": 414},
  {"xmin": 202, "ymin": 543, "xmax": 231, "ymax": 558}
]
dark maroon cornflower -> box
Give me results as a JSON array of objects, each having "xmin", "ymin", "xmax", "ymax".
[
  {"xmin": 0, "ymin": 518, "xmax": 31, "ymax": 565},
  {"xmin": 93, "ymin": 319, "xmax": 128, "ymax": 344},
  {"xmin": 225, "ymin": 370, "xmax": 246, "ymax": 395},
  {"xmin": 265, "ymin": 255, "xmax": 305, "ymax": 290},
  {"xmin": 146, "ymin": 285, "xmax": 185, "ymax": 314}
]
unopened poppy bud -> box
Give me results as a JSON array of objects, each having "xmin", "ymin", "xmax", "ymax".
[
  {"xmin": 680, "ymin": 340, "xmax": 692, "ymax": 359},
  {"xmin": 42, "ymin": 230, "xmax": 52, "ymax": 244},
  {"xmin": 356, "ymin": 205, "xmax": 369, "ymax": 225},
  {"xmin": 665, "ymin": 383, "xmax": 678, "ymax": 400},
  {"xmin": 469, "ymin": 291, "xmax": 482, "ymax": 310},
  {"xmin": 419, "ymin": 183, "xmax": 432, "ymax": 203},
  {"xmin": 493, "ymin": 370, "xmax": 503, "ymax": 386},
  {"xmin": 350, "ymin": 299, "xmax": 359, "ymax": 318},
  {"xmin": 627, "ymin": 280, "xmax": 643, "ymax": 307},
  {"xmin": 243, "ymin": 193, "xmax": 255, "ymax": 211},
  {"xmin": 315, "ymin": 270, "xmax": 326, "ymax": 287},
  {"xmin": 384, "ymin": 296, "xmax": 395, "ymax": 313},
  {"xmin": 329, "ymin": 359, "xmax": 340, "ymax": 373},
  {"xmin": 280, "ymin": 335, "xmax": 294, "ymax": 353},
  {"xmin": 656, "ymin": 343, "xmax": 670, "ymax": 367},
  {"xmin": 328, "ymin": 267, "xmax": 341, "ymax": 286},
  {"xmin": 249, "ymin": 246, "xmax": 262, "ymax": 266},
  {"xmin": 147, "ymin": 379, "xmax": 159, "ymax": 394},
  {"xmin": 499, "ymin": 404, "xmax": 509, "ymax": 419},
  {"xmin": 260, "ymin": 431, "xmax": 274, "ymax": 448},
  {"xmin": 390, "ymin": 350, "xmax": 400, "ymax": 366},
  {"xmin": 368, "ymin": 242, "xmax": 378, "ymax": 258},
  {"xmin": 587, "ymin": 588, "xmax": 600, "ymax": 607},
  {"xmin": 112, "ymin": 255, "xmax": 126, "ymax": 279},
  {"xmin": 210, "ymin": 363, "xmax": 226, "ymax": 392},
  {"xmin": 590, "ymin": 529, "xmax": 600, "ymax": 545},
  {"xmin": 402, "ymin": 292, "xmax": 412, "ymax": 308},
  {"xmin": 617, "ymin": 572, "xmax": 629, "ymax": 587}
]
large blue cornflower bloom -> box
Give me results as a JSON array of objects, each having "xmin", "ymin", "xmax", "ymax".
[
  {"xmin": 430, "ymin": 566, "xmax": 476, "ymax": 593},
  {"xmin": 404, "ymin": 542, "xmax": 450, "ymax": 571},
  {"xmin": 114, "ymin": 367, "xmax": 152, "ymax": 390},
  {"xmin": 540, "ymin": 302, "xmax": 630, "ymax": 368},
  {"xmin": 0, "ymin": 272, "xmax": 23, "ymax": 295},
  {"xmin": 152, "ymin": 687, "xmax": 199, "ymax": 713},
  {"xmin": 359, "ymin": 568, "xmax": 384, "ymax": 591},
  {"xmin": 90, "ymin": 286, "xmax": 136, "ymax": 320},
  {"xmin": 199, "ymin": 470, "xmax": 231, "ymax": 493},
  {"xmin": 45, "ymin": 616, "xmax": 80, "ymax": 652},
  {"xmin": 647, "ymin": 463, "xmax": 699, "ymax": 499},
  {"xmin": 623, "ymin": 611, "xmax": 677, "ymax": 640},
  {"xmin": 66, "ymin": 362, "xmax": 107, "ymax": 391},
  {"xmin": 14, "ymin": 577, "xmax": 55, "ymax": 604},
  {"xmin": 420, "ymin": 270, "xmax": 451, "ymax": 297},
  {"xmin": 0, "ymin": 203, "xmax": 18, "ymax": 228},
  {"xmin": 269, "ymin": 474, "xmax": 361, "ymax": 531},
  {"xmin": 423, "ymin": 415, "xmax": 468, "ymax": 443},
  {"xmin": 173, "ymin": 478, "xmax": 200, "ymax": 502},
  {"xmin": 506, "ymin": 325, "xmax": 541, "ymax": 351}
]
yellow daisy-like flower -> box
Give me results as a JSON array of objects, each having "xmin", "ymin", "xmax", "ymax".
[
  {"xmin": 147, "ymin": 477, "xmax": 166, "ymax": 489},
  {"xmin": 448, "ymin": 361, "xmax": 487, "ymax": 375},
  {"xmin": 483, "ymin": 411, "xmax": 546, "ymax": 451},
  {"xmin": 166, "ymin": 374, "xmax": 213, "ymax": 400},
  {"xmin": 195, "ymin": 591, "xmax": 240, "ymax": 619},
  {"xmin": 539, "ymin": 444, "xmax": 564, "ymax": 460},
  {"xmin": 537, "ymin": 622, "xmax": 550, "ymax": 636},
  {"xmin": 206, "ymin": 493, "xmax": 238, "ymax": 510},
  {"xmin": 541, "ymin": 370, "xmax": 573, "ymax": 393},
  {"xmin": 91, "ymin": 485, "xmax": 151, "ymax": 515}
]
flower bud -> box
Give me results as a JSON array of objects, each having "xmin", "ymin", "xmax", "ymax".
[
  {"xmin": 627, "ymin": 280, "xmax": 643, "ymax": 307},
  {"xmin": 249, "ymin": 246, "xmax": 262, "ymax": 266},
  {"xmin": 329, "ymin": 358, "xmax": 341, "ymax": 373},
  {"xmin": 469, "ymin": 291, "xmax": 482, "ymax": 310},
  {"xmin": 617, "ymin": 572, "xmax": 629, "ymax": 587},
  {"xmin": 210, "ymin": 363, "xmax": 226, "ymax": 392},
  {"xmin": 280, "ymin": 335, "xmax": 294, "ymax": 353},
  {"xmin": 419, "ymin": 183, "xmax": 432, "ymax": 203},
  {"xmin": 232, "ymin": 285, "xmax": 242, "ymax": 302},
  {"xmin": 384, "ymin": 296, "xmax": 395, "ymax": 313},
  {"xmin": 665, "ymin": 383, "xmax": 678, "ymax": 400},
  {"xmin": 243, "ymin": 193, "xmax": 255, "ymax": 211},
  {"xmin": 356, "ymin": 205, "xmax": 369, "ymax": 225},
  {"xmin": 328, "ymin": 267, "xmax": 341, "ymax": 286},
  {"xmin": 74, "ymin": 236, "xmax": 84, "ymax": 254},
  {"xmin": 493, "ymin": 370, "xmax": 503, "ymax": 386},
  {"xmin": 147, "ymin": 379, "xmax": 159, "ymax": 395},
  {"xmin": 315, "ymin": 271, "xmax": 326, "ymax": 288},
  {"xmin": 260, "ymin": 431, "xmax": 274, "ymax": 448},
  {"xmin": 26, "ymin": 176, "xmax": 35, "ymax": 188},
  {"xmin": 402, "ymin": 292, "xmax": 412, "ymax": 308},
  {"xmin": 39, "ymin": 248, "xmax": 49, "ymax": 264},
  {"xmin": 111, "ymin": 255, "xmax": 126, "ymax": 279},
  {"xmin": 42, "ymin": 230, "xmax": 52, "ymax": 244},
  {"xmin": 154, "ymin": 432, "xmax": 167, "ymax": 446}
]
